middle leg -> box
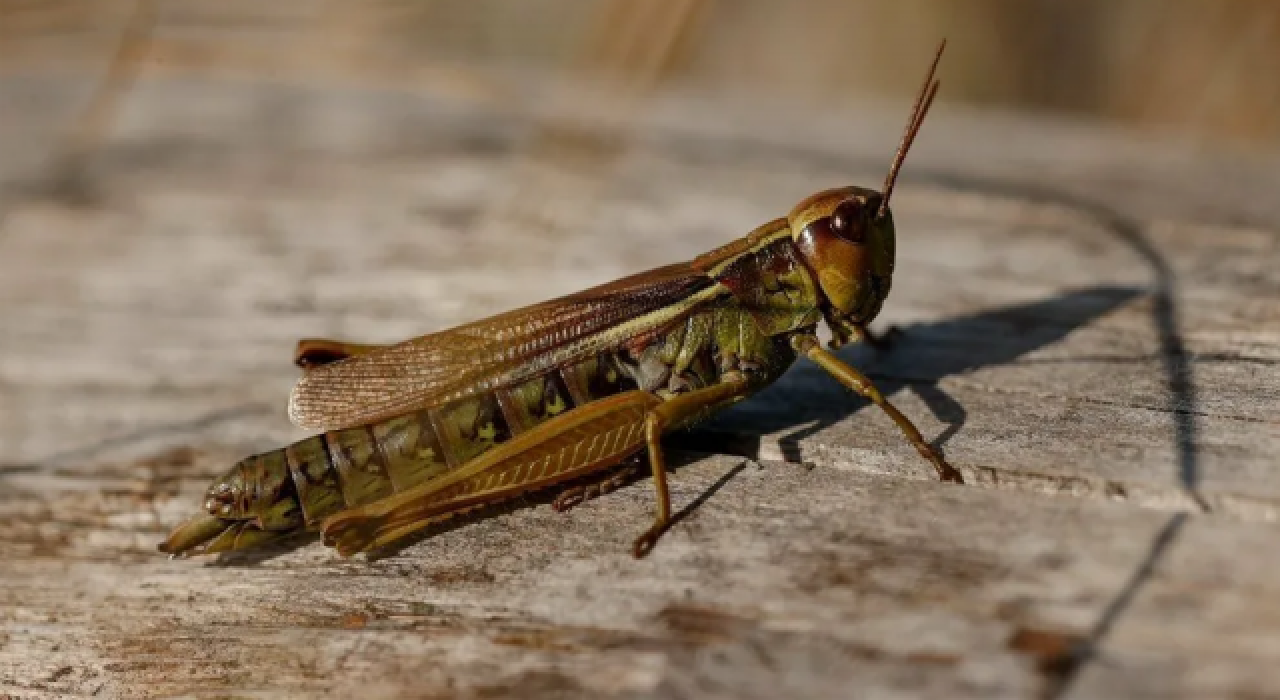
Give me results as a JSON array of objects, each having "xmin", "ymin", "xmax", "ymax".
[{"xmin": 632, "ymin": 373, "xmax": 751, "ymax": 558}]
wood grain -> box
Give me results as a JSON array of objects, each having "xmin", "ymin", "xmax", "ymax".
[{"xmin": 0, "ymin": 75, "xmax": 1278, "ymax": 699}]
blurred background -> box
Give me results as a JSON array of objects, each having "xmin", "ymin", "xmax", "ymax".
[{"xmin": 2, "ymin": 0, "xmax": 1278, "ymax": 159}]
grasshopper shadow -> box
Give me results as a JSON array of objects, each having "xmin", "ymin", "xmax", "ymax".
[{"xmin": 682, "ymin": 285, "xmax": 1142, "ymax": 465}]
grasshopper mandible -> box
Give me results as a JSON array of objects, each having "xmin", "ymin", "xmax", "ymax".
[{"xmin": 160, "ymin": 42, "xmax": 959, "ymax": 560}]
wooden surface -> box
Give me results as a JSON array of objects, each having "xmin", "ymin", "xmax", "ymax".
[{"xmin": 1, "ymin": 75, "xmax": 1279, "ymax": 699}]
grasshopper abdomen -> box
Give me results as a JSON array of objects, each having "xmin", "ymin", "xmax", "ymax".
[{"xmin": 162, "ymin": 353, "xmax": 641, "ymax": 554}]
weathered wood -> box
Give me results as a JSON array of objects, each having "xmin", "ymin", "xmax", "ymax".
[{"xmin": 1, "ymin": 76, "xmax": 1278, "ymax": 699}]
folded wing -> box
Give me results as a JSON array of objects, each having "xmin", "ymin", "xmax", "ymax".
[{"xmin": 288, "ymin": 263, "xmax": 723, "ymax": 431}]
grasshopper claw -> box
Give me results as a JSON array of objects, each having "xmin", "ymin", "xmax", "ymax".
[{"xmin": 632, "ymin": 522, "xmax": 670, "ymax": 559}]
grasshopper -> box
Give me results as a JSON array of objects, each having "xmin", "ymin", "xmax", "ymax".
[{"xmin": 160, "ymin": 42, "xmax": 959, "ymax": 560}]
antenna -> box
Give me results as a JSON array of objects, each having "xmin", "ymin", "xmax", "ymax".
[{"xmin": 879, "ymin": 39, "xmax": 945, "ymax": 219}]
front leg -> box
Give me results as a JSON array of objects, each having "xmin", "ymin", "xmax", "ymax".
[
  {"xmin": 829, "ymin": 318, "xmax": 902, "ymax": 351},
  {"xmin": 793, "ymin": 334, "xmax": 963, "ymax": 484}
]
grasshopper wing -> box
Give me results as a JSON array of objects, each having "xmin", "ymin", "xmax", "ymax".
[{"xmin": 288, "ymin": 263, "xmax": 723, "ymax": 431}]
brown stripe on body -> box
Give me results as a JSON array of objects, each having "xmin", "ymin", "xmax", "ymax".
[
  {"xmin": 430, "ymin": 392, "xmax": 512, "ymax": 468},
  {"xmin": 493, "ymin": 387, "xmax": 530, "ymax": 434},
  {"xmin": 370, "ymin": 411, "xmax": 451, "ymax": 492},
  {"xmin": 497, "ymin": 372, "xmax": 577, "ymax": 434},
  {"xmin": 560, "ymin": 353, "xmax": 638, "ymax": 406},
  {"xmin": 236, "ymin": 450, "xmax": 291, "ymax": 514},
  {"xmin": 325, "ymin": 426, "xmax": 394, "ymax": 508},
  {"xmin": 285, "ymin": 436, "xmax": 344, "ymax": 526}
]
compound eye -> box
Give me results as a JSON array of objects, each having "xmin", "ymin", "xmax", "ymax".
[{"xmin": 830, "ymin": 199, "xmax": 868, "ymax": 244}]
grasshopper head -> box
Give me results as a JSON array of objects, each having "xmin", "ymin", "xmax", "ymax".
[
  {"xmin": 787, "ymin": 40, "xmax": 944, "ymax": 341},
  {"xmin": 788, "ymin": 186, "xmax": 895, "ymax": 325}
]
